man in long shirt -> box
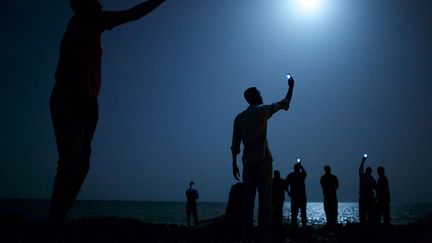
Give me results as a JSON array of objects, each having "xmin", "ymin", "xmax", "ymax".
[
  {"xmin": 49, "ymin": 0, "xmax": 166, "ymax": 224},
  {"xmin": 231, "ymin": 77, "xmax": 295, "ymax": 243},
  {"xmin": 320, "ymin": 165, "xmax": 339, "ymax": 227},
  {"xmin": 376, "ymin": 166, "xmax": 391, "ymax": 225},
  {"xmin": 186, "ymin": 181, "xmax": 199, "ymax": 226},
  {"xmin": 359, "ymin": 156, "xmax": 376, "ymax": 225},
  {"xmin": 286, "ymin": 162, "xmax": 307, "ymax": 228}
]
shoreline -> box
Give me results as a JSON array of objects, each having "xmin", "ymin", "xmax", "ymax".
[{"xmin": 1, "ymin": 214, "xmax": 432, "ymax": 242}]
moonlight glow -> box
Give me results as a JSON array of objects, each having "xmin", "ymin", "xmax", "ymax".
[{"xmin": 297, "ymin": 0, "xmax": 321, "ymax": 12}]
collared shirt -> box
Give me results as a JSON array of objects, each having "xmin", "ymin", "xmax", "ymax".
[{"xmin": 231, "ymin": 100, "xmax": 288, "ymax": 165}]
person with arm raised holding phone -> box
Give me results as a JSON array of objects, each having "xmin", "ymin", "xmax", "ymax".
[
  {"xmin": 231, "ymin": 75, "xmax": 295, "ymax": 243},
  {"xmin": 286, "ymin": 160, "xmax": 307, "ymax": 228},
  {"xmin": 358, "ymin": 154, "xmax": 376, "ymax": 225}
]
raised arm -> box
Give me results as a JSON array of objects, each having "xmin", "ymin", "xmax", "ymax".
[
  {"xmin": 359, "ymin": 157, "xmax": 366, "ymax": 176},
  {"xmin": 278, "ymin": 76, "xmax": 295, "ymax": 111},
  {"xmin": 100, "ymin": 0, "xmax": 166, "ymax": 30},
  {"xmin": 285, "ymin": 77, "xmax": 295, "ymax": 105}
]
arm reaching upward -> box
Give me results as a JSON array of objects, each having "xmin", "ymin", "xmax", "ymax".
[
  {"xmin": 278, "ymin": 76, "xmax": 295, "ymax": 110},
  {"xmin": 285, "ymin": 77, "xmax": 295, "ymax": 105},
  {"xmin": 101, "ymin": 0, "xmax": 166, "ymax": 30},
  {"xmin": 359, "ymin": 157, "xmax": 366, "ymax": 176}
]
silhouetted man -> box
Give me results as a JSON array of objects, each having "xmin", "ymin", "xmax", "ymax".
[
  {"xmin": 231, "ymin": 77, "xmax": 295, "ymax": 243},
  {"xmin": 49, "ymin": 0, "xmax": 166, "ymax": 224},
  {"xmin": 272, "ymin": 170, "xmax": 287, "ymax": 229},
  {"xmin": 376, "ymin": 166, "xmax": 391, "ymax": 225},
  {"xmin": 359, "ymin": 156, "xmax": 376, "ymax": 225},
  {"xmin": 286, "ymin": 162, "xmax": 307, "ymax": 228},
  {"xmin": 186, "ymin": 181, "xmax": 199, "ymax": 226},
  {"xmin": 320, "ymin": 165, "xmax": 339, "ymax": 227}
]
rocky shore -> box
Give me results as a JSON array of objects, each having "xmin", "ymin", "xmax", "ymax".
[{"xmin": 1, "ymin": 214, "xmax": 431, "ymax": 242}]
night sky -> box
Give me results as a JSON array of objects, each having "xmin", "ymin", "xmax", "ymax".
[{"xmin": 1, "ymin": 0, "xmax": 431, "ymax": 203}]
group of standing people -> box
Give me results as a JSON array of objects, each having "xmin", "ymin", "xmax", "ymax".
[
  {"xmin": 230, "ymin": 75, "xmax": 391, "ymax": 242},
  {"xmin": 48, "ymin": 3, "xmax": 390, "ymax": 243},
  {"xmin": 359, "ymin": 155, "xmax": 391, "ymax": 226},
  {"xmin": 272, "ymin": 163, "xmax": 339, "ymax": 230}
]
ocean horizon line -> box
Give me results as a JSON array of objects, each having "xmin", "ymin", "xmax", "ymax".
[{"xmin": 2, "ymin": 198, "xmax": 432, "ymax": 205}]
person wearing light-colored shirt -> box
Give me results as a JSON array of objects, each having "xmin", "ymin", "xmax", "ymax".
[{"xmin": 231, "ymin": 76, "xmax": 295, "ymax": 243}]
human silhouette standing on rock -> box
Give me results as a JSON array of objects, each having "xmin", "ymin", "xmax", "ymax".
[
  {"xmin": 320, "ymin": 165, "xmax": 339, "ymax": 227},
  {"xmin": 231, "ymin": 75, "xmax": 295, "ymax": 243},
  {"xmin": 286, "ymin": 161, "xmax": 307, "ymax": 228},
  {"xmin": 358, "ymin": 154, "xmax": 376, "ymax": 225}
]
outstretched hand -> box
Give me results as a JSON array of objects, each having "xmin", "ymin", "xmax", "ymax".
[{"xmin": 233, "ymin": 164, "xmax": 240, "ymax": 181}]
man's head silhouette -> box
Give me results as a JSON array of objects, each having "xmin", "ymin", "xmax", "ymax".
[
  {"xmin": 244, "ymin": 87, "xmax": 263, "ymax": 106},
  {"xmin": 274, "ymin": 170, "xmax": 280, "ymax": 179},
  {"xmin": 324, "ymin": 165, "xmax": 331, "ymax": 174},
  {"xmin": 294, "ymin": 163, "xmax": 301, "ymax": 172},
  {"xmin": 377, "ymin": 166, "xmax": 385, "ymax": 176},
  {"xmin": 366, "ymin": 167, "xmax": 373, "ymax": 175},
  {"xmin": 70, "ymin": 0, "xmax": 102, "ymax": 13}
]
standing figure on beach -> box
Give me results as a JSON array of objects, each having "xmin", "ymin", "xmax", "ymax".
[
  {"xmin": 320, "ymin": 165, "xmax": 339, "ymax": 227},
  {"xmin": 231, "ymin": 76, "xmax": 295, "ymax": 243},
  {"xmin": 358, "ymin": 155, "xmax": 376, "ymax": 225},
  {"xmin": 186, "ymin": 181, "xmax": 199, "ymax": 226},
  {"xmin": 376, "ymin": 166, "xmax": 391, "ymax": 225},
  {"xmin": 286, "ymin": 162, "xmax": 307, "ymax": 228},
  {"xmin": 272, "ymin": 170, "xmax": 287, "ymax": 230},
  {"xmin": 48, "ymin": 0, "xmax": 166, "ymax": 224}
]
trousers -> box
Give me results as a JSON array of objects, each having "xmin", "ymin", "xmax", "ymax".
[
  {"xmin": 48, "ymin": 88, "xmax": 98, "ymax": 223},
  {"xmin": 241, "ymin": 160, "xmax": 272, "ymax": 243}
]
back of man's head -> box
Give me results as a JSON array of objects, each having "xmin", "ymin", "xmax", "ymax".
[
  {"xmin": 324, "ymin": 165, "xmax": 331, "ymax": 174},
  {"xmin": 366, "ymin": 167, "xmax": 373, "ymax": 175},
  {"xmin": 274, "ymin": 170, "xmax": 280, "ymax": 178},
  {"xmin": 377, "ymin": 166, "xmax": 385, "ymax": 176},
  {"xmin": 244, "ymin": 87, "xmax": 262, "ymax": 105}
]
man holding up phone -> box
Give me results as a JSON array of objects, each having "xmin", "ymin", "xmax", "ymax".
[
  {"xmin": 49, "ymin": 0, "xmax": 166, "ymax": 224},
  {"xmin": 231, "ymin": 75, "xmax": 295, "ymax": 243}
]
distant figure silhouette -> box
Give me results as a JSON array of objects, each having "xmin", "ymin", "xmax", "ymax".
[
  {"xmin": 376, "ymin": 166, "xmax": 391, "ymax": 225},
  {"xmin": 231, "ymin": 76, "xmax": 295, "ymax": 243},
  {"xmin": 359, "ymin": 156, "xmax": 376, "ymax": 225},
  {"xmin": 286, "ymin": 162, "xmax": 307, "ymax": 228},
  {"xmin": 48, "ymin": 0, "xmax": 166, "ymax": 224},
  {"xmin": 272, "ymin": 170, "xmax": 287, "ymax": 229},
  {"xmin": 320, "ymin": 165, "xmax": 339, "ymax": 227},
  {"xmin": 186, "ymin": 181, "xmax": 199, "ymax": 226}
]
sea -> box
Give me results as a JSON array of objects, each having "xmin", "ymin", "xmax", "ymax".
[{"xmin": 1, "ymin": 199, "xmax": 431, "ymax": 226}]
